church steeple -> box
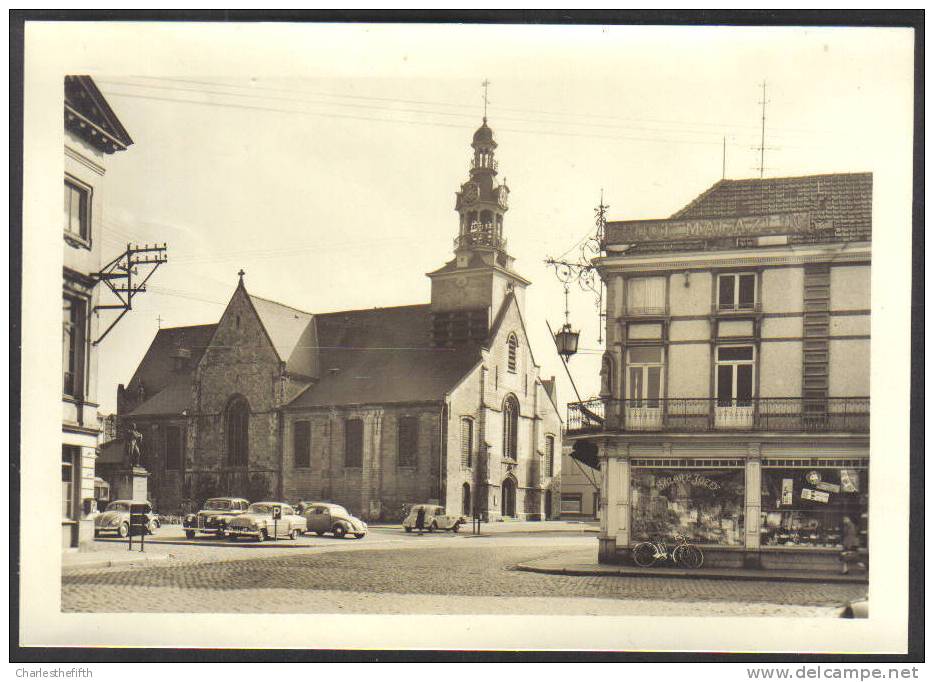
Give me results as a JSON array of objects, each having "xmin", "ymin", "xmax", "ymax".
[{"xmin": 453, "ymin": 116, "xmax": 511, "ymax": 269}]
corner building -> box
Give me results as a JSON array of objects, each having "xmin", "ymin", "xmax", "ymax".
[
  {"xmin": 114, "ymin": 118, "xmax": 562, "ymax": 521},
  {"xmin": 567, "ymin": 173, "xmax": 870, "ymax": 570}
]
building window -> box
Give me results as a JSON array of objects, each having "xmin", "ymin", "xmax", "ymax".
[
  {"xmin": 164, "ymin": 425, "xmax": 183, "ymax": 471},
  {"xmin": 62, "ymin": 446, "xmax": 78, "ymax": 520},
  {"xmin": 716, "ymin": 346, "xmax": 755, "ymax": 406},
  {"xmin": 461, "ymin": 417, "xmax": 474, "ymax": 468},
  {"xmin": 626, "ymin": 276, "xmax": 666, "ymax": 315},
  {"xmin": 64, "ymin": 178, "xmax": 90, "ymax": 241},
  {"xmin": 462, "ymin": 482, "xmax": 472, "ymax": 517},
  {"xmin": 717, "ymin": 273, "xmax": 757, "ymax": 311},
  {"xmin": 630, "ymin": 466, "xmax": 745, "ymax": 545},
  {"xmin": 503, "ymin": 395, "xmax": 519, "ymax": 461},
  {"xmin": 293, "ymin": 420, "xmax": 311, "ymax": 469},
  {"xmin": 545, "ymin": 435, "xmax": 555, "ymax": 477},
  {"xmin": 507, "ymin": 333, "xmax": 518, "ymax": 373},
  {"xmin": 62, "ymin": 296, "xmax": 85, "ymax": 398},
  {"xmin": 225, "ymin": 396, "xmax": 250, "ymax": 467},
  {"xmin": 560, "ymin": 494, "xmax": 583, "ymax": 514},
  {"xmin": 345, "ymin": 418, "xmax": 363, "ymax": 468},
  {"xmin": 397, "ymin": 416, "xmax": 418, "ymax": 467},
  {"xmin": 760, "ymin": 465, "xmax": 868, "ymax": 548},
  {"xmin": 628, "ymin": 346, "xmax": 663, "ymax": 407}
]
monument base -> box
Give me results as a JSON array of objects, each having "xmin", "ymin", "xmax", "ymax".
[{"xmin": 113, "ymin": 466, "xmax": 150, "ymax": 502}]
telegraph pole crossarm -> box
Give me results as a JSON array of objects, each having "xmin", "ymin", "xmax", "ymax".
[{"xmin": 91, "ymin": 242, "xmax": 168, "ymax": 345}]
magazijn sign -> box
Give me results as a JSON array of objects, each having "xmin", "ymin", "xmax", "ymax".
[{"xmin": 605, "ymin": 211, "xmax": 815, "ymax": 245}]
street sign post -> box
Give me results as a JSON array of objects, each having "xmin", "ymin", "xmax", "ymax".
[
  {"xmin": 128, "ymin": 503, "xmax": 149, "ymax": 552},
  {"xmin": 272, "ymin": 505, "xmax": 282, "ymax": 541}
]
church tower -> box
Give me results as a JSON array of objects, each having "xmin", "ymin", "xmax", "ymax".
[{"xmin": 427, "ymin": 117, "xmax": 530, "ymax": 347}]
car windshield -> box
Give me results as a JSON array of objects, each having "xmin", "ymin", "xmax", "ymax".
[
  {"xmin": 247, "ymin": 503, "xmax": 275, "ymax": 515},
  {"xmin": 204, "ymin": 499, "xmax": 232, "ymax": 510},
  {"xmin": 106, "ymin": 502, "xmax": 129, "ymax": 512}
]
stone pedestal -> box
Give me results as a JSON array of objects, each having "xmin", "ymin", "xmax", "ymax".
[{"xmin": 113, "ymin": 466, "xmax": 150, "ymax": 501}]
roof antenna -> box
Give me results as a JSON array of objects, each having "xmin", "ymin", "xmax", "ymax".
[
  {"xmin": 722, "ymin": 135, "xmax": 726, "ymax": 180},
  {"xmin": 756, "ymin": 81, "xmax": 768, "ymax": 178},
  {"xmin": 481, "ymin": 78, "xmax": 491, "ymax": 122}
]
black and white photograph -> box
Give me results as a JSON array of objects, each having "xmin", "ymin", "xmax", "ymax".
[{"xmin": 13, "ymin": 15, "xmax": 920, "ymax": 660}]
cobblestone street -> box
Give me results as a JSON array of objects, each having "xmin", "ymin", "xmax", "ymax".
[{"xmin": 63, "ymin": 533, "xmax": 865, "ymax": 616}]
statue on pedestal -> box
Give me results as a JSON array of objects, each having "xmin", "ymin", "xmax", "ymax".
[{"xmin": 125, "ymin": 422, "xmax": 144, "ymax": 469}]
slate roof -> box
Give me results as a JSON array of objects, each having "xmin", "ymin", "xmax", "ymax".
[
  {"xmin": 127, "ymin": 379, "xmax": 193, "ymax": 417},
  {"xmin": 248, "ymin": 294, "xmax": 313, "ymax": 364},
  {"xmin": 287, "ymin": 304, "xmax": 480, "ymax": 408},
  {"xmin": 672, "ymin": 172, "xmax": 872, "ymax": 242},
  {"xmin": 126, "ymin": 324, "xmax": 217, "ymax": 400}
]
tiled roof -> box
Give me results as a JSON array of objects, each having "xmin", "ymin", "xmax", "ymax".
[
  {"xmin": 287, "ymin": 304, "xmax": 480, "ymax": 408},
  {"xmin": 672, "ymin": 172, "xmax": 872, "ymax": 241},
  {"xmin": 248, "ymin": 294, "xmax": 313, "ymax": 364}
]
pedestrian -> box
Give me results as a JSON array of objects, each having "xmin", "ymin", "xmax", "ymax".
[
  {"xmin": 415, "ymin": 506, "xmax": 426, "ymax": 534},
  {"xmin": 839, "ymin": 515, "xmax": 866, "ymax": 575}
]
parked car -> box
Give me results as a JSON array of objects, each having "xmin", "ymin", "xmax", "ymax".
[
  {"xmin": 183, "ymin": 497, "xmax": 250, "ymax": 539},
  {"xmin": 94, "ymin": 500, "xmax": 158, "ymax": 538},
  {"xmin": 225, "ymin": 502, "xmax": 307, "ymax": 541},
  {"xmin": 403, "ymin": 504, "xmax": 466, "ymax": 533},
  {"xmin": 304, "ymin": 502, "xmax": 367, "ymax": 539},
  {"xmin": 839, "ymin": 597, "xmax": 869, "ymax": 618}
]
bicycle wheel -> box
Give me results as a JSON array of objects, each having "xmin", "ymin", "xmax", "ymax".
[
  {"xmin": 671, "ymin": 544, "xmax": 685, "ymax": 565},
  {"xmin": 632, "ymin": 542, "xmax": 657, "ymax": 568},
  {"xmin": 679, "ymin": 544, "xmax": 704, "ymax": 569}
]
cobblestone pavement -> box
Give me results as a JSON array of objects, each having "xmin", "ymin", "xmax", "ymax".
[{"xmin": 63, "ymin": 543, "xmax": 864, "ymax": 616}]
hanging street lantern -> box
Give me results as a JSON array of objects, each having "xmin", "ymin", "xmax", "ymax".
[{"xmin": 554, "ymin": 321, "xmax": 580, "ymax": 360}]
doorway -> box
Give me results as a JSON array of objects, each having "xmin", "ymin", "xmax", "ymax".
[{"xmin": 502, "ymin": 477, "xmax": 517, "ymax": 518}]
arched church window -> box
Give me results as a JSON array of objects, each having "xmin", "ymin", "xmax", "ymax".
[
  {"xmin": 225, "ymin": 395, "xmax": 250, "ymax": 467},
  {"xmin": 507, "ymin": 333, "xmax": 518, "ymax": 373},
  {"xmin": 503, "ymin": 394, "xmax": 519, "ymax": 461}
]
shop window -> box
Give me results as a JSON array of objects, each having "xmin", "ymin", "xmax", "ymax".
[
  {"xmin": 760, "ymin": 466, "xmax": 868, "ymax": 548},
  {"xmin": 344, "ymin": 418, "xmax": 363, "ymax": 468},
  {"xmin": 626, "ymin": 276, "xmax": 666, "ymax": 315},
  {"xmin": 461, "ymin": 417, "xmax": 474, "ymax": 468},
  {"xmin": 62, "ymin": 296, "xmax": 86, "ymax": 398},
  {"xmin": 62, "ymin": 446, "xmax": 78, "ymax": 520},
  {"xmin": 545, "ymin": 435, "xmax": 555, "ymax": 477},
  {"xmin": 630, "ymin": 467, "xmax": 745, "ymax": 545},
  {"xmin": 507, "ymin": 333, "xmax": 518, "ymax": 373},
  {"xmin": 293, "ymin": 420, "xmax": 311, "ymax": 469},
  {"xmin": 502, "ymin": 395, "xmax": 519, "ymax": 461},
  {"xmin": 716, "ymin": 346, "xmax": 754, "ymax": 406},
  {"xmin": 717, "ymin": 273, "xmax": 757, "ymax": 311},
  {"xmin": 225, "ymin": 396, "xmax": 250, "ymax": 467},
  {"xmin": 64, "ymin": 178, "xmax": 90, "ymax": 241},
  {"xmin": 560, "ymin": 494, "xmax": 583, "ymax": 514},
  {"xmin": 164, "ymin": 425, "xmax": 183, "ymax": 471},
  {"xmin": 397, "ymin": 416, "xmax": 418, "ymax": 467}
]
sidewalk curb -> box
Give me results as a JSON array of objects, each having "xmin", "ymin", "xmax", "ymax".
[
  {"xmin": 63, "ymin": 554, "xmax": 174, "ymax": 572},
  {"xmin": 513, "ymin": 563, "xmax": 870, "ymax": 584}
]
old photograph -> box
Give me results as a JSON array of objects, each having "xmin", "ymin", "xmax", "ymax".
[{"xmin": 17, "ymin": 19, "xmax": 917, "ymax": 654}]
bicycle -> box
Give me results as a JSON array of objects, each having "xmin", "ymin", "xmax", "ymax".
[{"xmin": 631, "ymin": 533, "xmax": 704, "ymax": 569}]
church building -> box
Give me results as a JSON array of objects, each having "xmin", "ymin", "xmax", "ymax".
[{"xmin": 112, "ymin": 118, "xmax": 563, "ymax": 521}]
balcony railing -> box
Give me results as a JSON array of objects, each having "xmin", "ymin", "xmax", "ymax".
[
  {"xmin": 713, "ymin": 301, "xmax": 762, "ymax": 315},
  {"xmin": 454, "ymin": 223, "xmax": 506, "ymax": 251},
  {"xmin": 566, "ymin": 397, "xmax": 870, "ymax": 435}
]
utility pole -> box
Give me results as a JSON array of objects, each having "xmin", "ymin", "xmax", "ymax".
[
  {"xmin": 722, "ymin": 136, "xmax": 726, "ymax": 180},
  {"xmin": 156, "ymin": 314, "xmax": 163, "ymax": 330},
  {"xmin": 481, "ymin": 78, "xmax": 491, "ymax": 121},
  {"xmin": 758, "ymin": 80, "xmax": 768, "ymax": 179},
  {"xmin": 92, "ymin": 242, "xmax": 168, "ymax": 345}
]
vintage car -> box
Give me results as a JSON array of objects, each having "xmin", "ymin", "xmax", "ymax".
[
  {"xmin": 403, "ymin": 504, "xmax": 466, "ymax": 533},
  {"xmin": 94, "ymin": 500, "xmax": 158, "ymax": 538},
  {"xmin": 304, "ymin": 502, "xmax": 367, "ymax": 539},
  {"xmin": 183, "ymin": 497, "xmax": 250, "ymax": 538},
  {"xmin": 225, "ymin": 501, "xmax": 307, "ymax": 541}
]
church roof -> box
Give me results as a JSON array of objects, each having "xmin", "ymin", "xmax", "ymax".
[
  {"xmin": 287, "ymin": 304, "xmax": 480, "ymax": 408},
  {"xmin": 125, "ymin": 323, "xmax": 217, "ymax": 398},
  {"xmin": 248, "ymin": 294, "xmax": 314, "ymax": 364},
  {"xmin": 127, "ymin": 378, "xmax": 193, "ymax": 417}
]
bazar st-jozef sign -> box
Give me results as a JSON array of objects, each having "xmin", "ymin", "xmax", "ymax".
[{"xmin": 605, "ymin": 211, "xmax": 821, "ymax": 245}]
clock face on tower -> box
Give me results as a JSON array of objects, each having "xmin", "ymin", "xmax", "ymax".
[
  {"xmin": 497, "ymin": 185, "xmax": 509, "ymax": 209},
  {"xmin": 461, "ymin": 182, "xmax": 480, "ymax": 205}
]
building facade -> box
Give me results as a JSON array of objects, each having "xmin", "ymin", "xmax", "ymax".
[
  {"xmin": 566, "ymin": 173, "xmax": 870, "ymax": 569},
  {"xmin": 62, "ymin": 76, "xmax": 133, "ymax": 549},
  {"xmin": 559, "ymin": 444, "xmax": 602, "ymax": 519},
  {"xmin": 111, "ymin": 118, "xmax": 562, "ymax": 521}
]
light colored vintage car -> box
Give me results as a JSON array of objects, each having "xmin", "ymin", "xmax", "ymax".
[
  {"xmin": 304, "ymin": 502, "xmax": 367, "ymax": 539},
  {"xmin": 94, "ymin": 500, "xmax": 158, "ymax": 538},
  {"xmin": 403, "ymin": 504, "xmax": 466, "ymax": 533},
  {"xmin": 183, "ymin": 497, "xmax": 250, "ymax": 538},
  {"xmin": 225, "ymin": 501, "xmax": 307, "ymax": 541}
]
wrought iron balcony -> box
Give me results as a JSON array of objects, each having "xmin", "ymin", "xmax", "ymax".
[
  {"xmin": 566, "ymin": 397, "xmax": 870, "ymax": 435},
  {"xmin": 454, "ymin": 223, "xmax": 506, "ymax": 251},
  {"xmin": 713, "ymin": 301, "xmax": 762, "ymax": 315}
]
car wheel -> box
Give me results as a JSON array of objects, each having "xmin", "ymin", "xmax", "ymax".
[
  {"xmin": 118, "ymin": 522, "xmax": 129, "ymax": 538},
  {"xmin": 185, "ymin": 530, "xmax": 196, "ymax": 539},
  {"xmin": 333, "ymin": 525, "xmax": 347, "ymax": 539},
  {"xmin": 315, "ymin": 530, "xmax": 325, "ymax": 536},
  {"xmin": 452, "ymin": 522, "xmax": 461, "ymax": 533},
  {"xmin": 404, "ymin": 527, "xmax": 412, "ymax": 533},
  {"xmin": 93, "ymin": 529, "xmax": 100, "ymax": 538},
  {"xmin": 354, "ymin": 533, "xmax": 365, "ymax": 539},
  {"xmin": 259, "ymin": 528, "xmax": 269, "ymax": 542},
  {"xmin": 428, "ymin": 522, "xmax": 437, "ymax": 533},
  {"xmin": 289, "ymin": 529, "xmax": 300, "ymax": 540}
]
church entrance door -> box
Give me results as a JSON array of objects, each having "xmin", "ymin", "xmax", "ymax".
[{"xmin": 502, "ymin": 478, "xmax": 516, "ymax": 518}]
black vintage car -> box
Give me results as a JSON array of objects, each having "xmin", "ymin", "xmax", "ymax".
[{"xmin": 183, "ymin": 497, "xmax": 250, "ymax": 538}]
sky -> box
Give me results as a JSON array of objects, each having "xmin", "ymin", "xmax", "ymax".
[{"xmin": 47, "ymin": 23, "xmax": 914, "ymax": 414}]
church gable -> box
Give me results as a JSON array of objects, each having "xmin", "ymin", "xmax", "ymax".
[{"xmin": 487, "ymin": 293, "xmax": 537, "ymax": 396}]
